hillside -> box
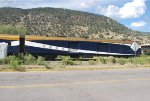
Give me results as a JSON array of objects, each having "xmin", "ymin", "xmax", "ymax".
[{"xmin": 0, "ymin": 7, "xmax": 149, "ymax": 44}]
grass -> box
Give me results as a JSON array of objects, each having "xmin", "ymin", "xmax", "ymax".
[
  {"xmin": 0, "ymin": 54, "xmax": 150, "ymax": 72},
  {"xmin": 0, "ymin": 54, "xmax": 45, "ymax": 71},
  {"xmin": 0, "ymin": 63, "xmax": 150, "ymax": 72},
  {"xmin": 25, "ymin": 65, "xmax": 150, "ymax": 72}
]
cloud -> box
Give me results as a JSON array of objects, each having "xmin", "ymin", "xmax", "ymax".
[
  {"xmin": 78, "ymin": 0, "xmax": 99, "ymax": 9},
  {"xmin": 97, "ymin": 0, "xmax": 146, "ymax": 19},
  {"xmin": 0, "ymin": 0, "xmax": 40, "ymax": 8},
  {"xmin": 119, "ymin": 0, "xmax": 146, "ymax": 18},
  {"xmin": 0, "ymin": 0, "xmax": 109, "ymax": 9},
  {"xmin": 0, "ymin": 0, "xmax": 75, "ymax": 8},
  {"xmin": 97, "ymin": 5, "xmax": 121, "ymax": 19},
  {"xmin": 131, "ymin": 21, "xmax": 146, "ymax": 27}
]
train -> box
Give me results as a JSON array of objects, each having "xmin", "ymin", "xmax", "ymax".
[
  {"xmin": 141, "ymin": 44, "xmax": 150, "ymax": 55},
  {"xmin": 0, "ymin": 34, "xmax": 141, "ymax": 58}
]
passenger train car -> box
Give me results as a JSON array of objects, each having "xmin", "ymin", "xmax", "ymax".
[
  {"xmin": 0, "ymin": 34, "xmax": 141, "ymax": 58},
  {"xmin": 24, "ymin": 35, "xmax": 141, "ymax": 58}
]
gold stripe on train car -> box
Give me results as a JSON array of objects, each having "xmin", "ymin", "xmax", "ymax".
[
  {"xmin": 25, "ymin": 35, "xmax": 133, "ymax": 44},
  {"xmin": 0, "ymin": 34, "xmax": 20, "ymax": 40}
]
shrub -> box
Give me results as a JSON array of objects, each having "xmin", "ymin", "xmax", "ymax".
[
  {"xmin": 0, "ymin": 54, "xmax": 47, "ymax": 71},
  {"xmin": 127, "ymin": 58, "xmax": 134, "ymax": 64},
  {"xmin": 0, "ymin": 58, "xmax": 8, "ymax": 65},
  {"xmin": 74, "ymin": 60, "xmax": 82, "ymax": 65},
  {"xmin": 118, "ymin": 58, "xmax": 126, "ymax": 65},
  {"xmin": 88, "ymin": 60, "xmax": 96, "ymax": 65},
  {"xmin": 61, "ymin": 56, "xmax": 74, "ymax": 65},
  {"xmin": 17, "ymin": 53, "xmax": 25, "ymax": 64},
  {"xmin": 100, "ymin": 57, "xmax": 107, "ymax": 64},
  {"xmin": 44, "ymin": 63, "xmax": 53, "ymax": 69},
  {"xmin": 145, "ymin": 57, "xmax": 150, "ymax": 64},
  {"xmin": 9, "ymin": 59, "xmax": 25, "ymax": 71},
  {"xmin": 6, "ymin": 55, "xmax": 17, "ymax": 63},
  {"xmin": 9, "ymin": 59, "xmax": 20, "ymax": 69},
  {"xmin": 136, "ymin": 56, "xmax": 149, "ymax": 65},
  {"xmin": 63, "ymin": 59, "xmax": 74, "ymax": 65},
  {"xmin": 36, "ymin": 56, "xmax": 45, "ymax": 65},
  {"xmin": 57, "ymin": 55, "xmax": 62, "ymax": 59},
  {"xmin": 0, "ymin": 55, "xmax": 17, "ymax": 65},
  {"xmin": 0, "ymin": 59, "xmax": 4, "ymax": 65},
  {"xmin": 24, "ymin": 54, "xmax": 36, "ymax": 65},
  {"xmin": 109, "ymin": 57, "xmax": 116, "ymax": 64},
  {"xmin": 95, "ymin": 57, "xmax": 101, "ymax": 64}
]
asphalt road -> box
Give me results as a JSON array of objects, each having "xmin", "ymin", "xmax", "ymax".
[{"xmin": 0, "ymin": 69, "xmax": 150, "ymax": 101}]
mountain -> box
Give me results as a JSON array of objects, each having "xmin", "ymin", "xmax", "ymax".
[
  {"xmin": 0, "ymin": 7, "xmax": 149, "ymax": 44},
  {"xmin": 142, "ymin": 32, "xmax": 150, "ymax": 35}
]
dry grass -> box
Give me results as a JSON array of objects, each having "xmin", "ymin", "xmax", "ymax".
[{"xmin": 1, "ymin": 64, "xmax": 149, "ymax": 72}]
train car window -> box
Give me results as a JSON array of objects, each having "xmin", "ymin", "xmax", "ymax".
[
  {"xmin": 110, "ymin": 44, "xmax": 120, "ymax": 53},
  {"xmin": 68, "ymin": 42, "xmax": 78, "ymax": 52},
  {"xmin": 97, "ymin": 43, "xmax": 109, "ymax": 52}
]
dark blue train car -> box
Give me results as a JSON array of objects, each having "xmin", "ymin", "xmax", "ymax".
[
  {"xmin": 24, "ymin": 35, "xmax": 141, "ymax": 58},
  {"xmin": 0, "ymin": 34, "xmax": 20, "ymax": 54}
]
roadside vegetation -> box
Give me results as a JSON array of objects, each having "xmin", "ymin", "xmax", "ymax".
[
  {"xmin": 0, "ymin": 54, "xmax": 150, "ymax": 71},
  {"xmin": 0, "ymin": 54, "xmax": 45, "ymax": 71}
]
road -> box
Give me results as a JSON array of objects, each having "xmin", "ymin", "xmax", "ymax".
[{"xmin": 0, "ymin": 69, "xmax": 150, "ymax": 101}]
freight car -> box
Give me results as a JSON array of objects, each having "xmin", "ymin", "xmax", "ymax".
[
  {"xmin": 0, "ymin": 34, "xmax": 141, "ymax": 58},
  {"xmin": 0, "ymin": 34, "xmax": 20, "ymax": 54},
  {"xmin": 141, "ymin": 44, "xmax": 150, "ymax": 55}
]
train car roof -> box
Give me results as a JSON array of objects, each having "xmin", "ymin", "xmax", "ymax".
[
  {"xmin": 0, "ymin": 34, "xmax": 20, "ymax": 40},
  {"xmin": 26, "ymin": 35, "xmax": 134, "ymax": 44}
]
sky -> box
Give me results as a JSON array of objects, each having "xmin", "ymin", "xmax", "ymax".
[{"xmin": 0, "ymin": 0, "xmax": 150, "ymax": 32}]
